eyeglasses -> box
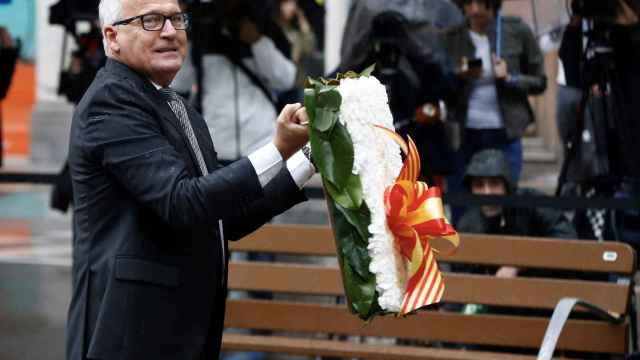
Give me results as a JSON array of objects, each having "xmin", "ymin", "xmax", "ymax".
[{"xmin": 112, "ymin": 12, "xmax": 190, "ymax": 31}]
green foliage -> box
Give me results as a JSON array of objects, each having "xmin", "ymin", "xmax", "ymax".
[
  {"xmin": 330, "ymin": 201, "xmax": 376, "ymax": 319},
  {"xmin": 305, "ymin": 68, "xmax": 381, "ymax": 320}
]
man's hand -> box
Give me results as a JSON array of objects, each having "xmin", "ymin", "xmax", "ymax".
[
  {"xmin": 493, "ymin": 54, "xmax": 509, "ymax": 80},
  {"xmin": 495, "ymin": 266, "xmax": 519, "ymax": 278},
  {"xmin": 295, "ymin": 8, "xmax": 312, "ymax": 34},
  {"xmin": 273, "ymin": 103, "xmax": 310, "ymax": 160},
  {"xmin": 238, "ymin": 19, "xmax": 262, "ymax": 45}
]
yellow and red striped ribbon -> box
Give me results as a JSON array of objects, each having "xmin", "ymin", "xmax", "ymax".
[{"xmin": 377, "ymin": 126, "xmax": 460, "ymax": 315}]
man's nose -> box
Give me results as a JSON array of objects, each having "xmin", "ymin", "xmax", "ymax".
[
  {"xmin": 160, "ymin": 19, "xmax": 177, "ymax": 36},
  {"xmin": 478, "ymin": 183, "xmax": 492, "ymax": 194}
]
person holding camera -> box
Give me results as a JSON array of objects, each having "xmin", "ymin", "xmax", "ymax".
[
  {"xmin": 196, "ymin": 0, "xmax": 297, "ymax": 163},
  {"xmin": 442, "ymin": 0, "xmax": 547, "ymax": 223}
]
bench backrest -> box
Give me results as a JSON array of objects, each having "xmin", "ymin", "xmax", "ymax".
[{"xmin": 226, "ymin": 224, "xmax": 636, "ymax": 355}]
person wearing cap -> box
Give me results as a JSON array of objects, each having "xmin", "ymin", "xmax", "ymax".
[{"xmin": 457, "ymin": 149, "xmax": 576, "ymax": 278}]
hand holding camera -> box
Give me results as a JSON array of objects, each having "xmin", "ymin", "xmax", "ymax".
[
  {"xmin": 237, "ymin": 19, "xmax": 262, "ymax": 45},
  {"xmin": 616, "ymin": 0, "xmax": 639, "ymax": 25}
]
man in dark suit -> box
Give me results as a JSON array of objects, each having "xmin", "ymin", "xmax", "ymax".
[{"xmin": 65, "ymin": 0, "xmax": 314, "ymax": 359}]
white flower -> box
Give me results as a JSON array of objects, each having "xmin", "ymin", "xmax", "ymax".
[{"xmin": 337, "ymin": 76, "xmax": 406, "ymax": 312}]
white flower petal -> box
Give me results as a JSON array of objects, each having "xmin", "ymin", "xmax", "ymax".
[{"xmin": 337, "ymin": 76, "xmax": 405, "ymax": 312}]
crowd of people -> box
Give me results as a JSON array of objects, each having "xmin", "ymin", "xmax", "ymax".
[{"xmin": 31, "ymin": 0, "xmax": 639, "ymax": 358}]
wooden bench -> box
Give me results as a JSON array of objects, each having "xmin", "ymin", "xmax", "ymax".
[{"xmin": 223, "ymin": 224, "xmax": 637, "ymax": 359}]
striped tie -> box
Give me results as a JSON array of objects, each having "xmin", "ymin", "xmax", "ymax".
[{"xmin": 159, "ymin": 88, "xmax": 209, "ymax": 176}]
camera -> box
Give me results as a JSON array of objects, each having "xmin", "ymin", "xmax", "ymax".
[
  {"xmin": 571, "ymin": 0, "xmax": 620, "ymax": 21},
  {"xmin": 367, "ymin": 11, "xmax": 420, "ymax": 122},
  {"xmin": 49, "ymin": 0, "xmax": 99, "ymax": 27},
  {"xmin": 570, "ymin": 0, "xmax": 640, "ymax": 22}
]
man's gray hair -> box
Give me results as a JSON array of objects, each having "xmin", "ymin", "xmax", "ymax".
[{"xmin": 99, "ymin": 0, "xmax": 123, "ymax": 54}]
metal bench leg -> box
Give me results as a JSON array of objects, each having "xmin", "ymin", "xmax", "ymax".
[{"xmin": 537, "ymin": 297, "xmax": 624, "ymax": 360}]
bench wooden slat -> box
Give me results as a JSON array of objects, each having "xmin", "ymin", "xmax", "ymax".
[
  {"xmin": 222, "ymin": 333, "xmax": 537, "ymax": 360},
  {"xmin": 233, "ymin": 224, "xmax": 336, "ymax": 255},
  {"xmin": 235, "ymin": 225, "xmax": 636, "ymax": 274},
  {"xmin": 224, "ymin": 299, "xmax": 629, "ymax": 354},
  {"xmin": 228, "ymin": 262, "xmax": 631, "ymax": 314},
  {"xmin": 450, "ymin": 234, "xmax": 636, "ymax": 275}
]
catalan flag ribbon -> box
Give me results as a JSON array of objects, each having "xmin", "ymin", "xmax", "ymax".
[{"xmin": 378, "ymin": 126, "xmax": 460, "ymax": 315}]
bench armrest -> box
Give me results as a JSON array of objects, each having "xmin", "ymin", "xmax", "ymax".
[{"xmin": 537, "ymin": 297, "xmax": 625, "ymax": 360}]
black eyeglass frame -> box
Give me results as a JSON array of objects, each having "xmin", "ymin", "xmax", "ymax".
[{"xmin": 112, "ymin": 12, "xmax": 190, "ymax": 31}]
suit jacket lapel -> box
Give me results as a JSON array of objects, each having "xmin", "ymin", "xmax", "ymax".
[
  {"xmin": 105, "ymin": 59, "xmax": 212, "ymax": 176},
  {"xmin": 149, "ymin": 89, "xmax": 206, "ymax": 175}
]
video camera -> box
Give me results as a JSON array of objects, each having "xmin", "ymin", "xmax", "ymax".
[
  {"xmin": 571, "ymin": 0, "xmax": 639, "ymax": 22},
  {"xmin": 186, "ymin": 0, "xmax": 275, "ymax": 35},
  {"xmin": 49, "ymin": 0, "xmax": 99, "ymax": 31},
  {"xmin": 366, "ymin": 12, "xmax": 420, "ymax": 122},
  {"xmin": 571, "ymin": 0, "xmax": 620, "ymax": 21}
]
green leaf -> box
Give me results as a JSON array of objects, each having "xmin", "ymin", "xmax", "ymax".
[
  {"xmin": 310, "ymin": 123, "xmax": 353, "ymax": 189},
  {"xmin": 328, "ymin": 123, "xmax": 354, "ymax": 188},
  {"xmin": 324, "ymin": 173, "xmax": 363, "ymax": 210},
  {"xmin": 331, "ymin": 205, "xmax": 376, "ymax": 318},
  {"xmin": 360, "ymin": 63, "xmax": 376, "ymax": 77},
  {"xmin": 317, "ymin": 89, "xmax": 342, "ymax": 109},
  {"xmin": 342, "ymin": 259, "xmax": 376, "ymax": 317},
  {"xmin": 334, "ymin": 201, "xmax": 370, "ymax": 243},
  {"xmin": 324, "ymin": 178, "xmax": 356, "ymax": 209},
  {"xmin": 344, "ymin": 174, "xmax": 364, "ymax": 209},
  {"xmin": 303, "ymin": 88, "xmax": 317, "ymax": 124},
  {"xmin": 306, "ymin": 77, "xmax": 324, "ymax": 88},
  {"xmin": 340, "ymin": 231, "xmax": 372, "ymax": 281},
  {"xmin": 313, "ymin": 107, "xmax": 338, "ymax": 133},
  {"xmin": 310, "ymin": 135, "xmax": 333, "ymax": 180}
]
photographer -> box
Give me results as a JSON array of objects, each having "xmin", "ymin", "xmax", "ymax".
[
  {"xmin": 348, "ymin": 11, "xmax": 457, "ymax": 184},
  {"xmin": 195, "ymin": 0, "xmax": 296, "ymax": 163},
  {"xmin": 559, "ymin": 0, "xmax": 640, "ymax": 244}
]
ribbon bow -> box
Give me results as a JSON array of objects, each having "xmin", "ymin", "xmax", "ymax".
[{"xmin": 378, "ymin": 126, "xmax": 460, "ymax": 315}]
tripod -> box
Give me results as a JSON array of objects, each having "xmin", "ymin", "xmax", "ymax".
[{"xmin": 556, "ymin": 21, "xmax": 625, "ymax": 241}]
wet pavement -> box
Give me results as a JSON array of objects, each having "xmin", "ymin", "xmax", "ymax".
[
  {"xmin": 0, "ymin": 183, "xmax": 71, "ymax": 359},
  {"xmin": 0, "ymin": 179, "xmax": 328, "ymax": 360}
]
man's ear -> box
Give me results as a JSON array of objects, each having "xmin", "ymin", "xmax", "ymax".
[{"xmin": 104, "ymin": 26, "xmax": 120, "ymax": 54}]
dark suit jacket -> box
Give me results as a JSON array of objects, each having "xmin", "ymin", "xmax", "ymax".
[{"xmin": 66, "ymin": 58, "xmax": 306, "ymax": 360}]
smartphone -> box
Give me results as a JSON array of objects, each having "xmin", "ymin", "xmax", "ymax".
[{"xmin": 468, "ymin": 58, "xmax": 483, "ymax": 70}]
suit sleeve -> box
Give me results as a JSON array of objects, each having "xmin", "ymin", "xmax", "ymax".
[
  {"xmin": 82, "ymin": 82, "xmax": 265, "ymax": 229},
  {"xmin": 223, "ymin": 166, "xmax": 307, "ymax": 241}
]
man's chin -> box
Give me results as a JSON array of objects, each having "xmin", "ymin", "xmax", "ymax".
[{"xmin": 152, "ymin": 61, "xmax": 183, "ymax": 75}]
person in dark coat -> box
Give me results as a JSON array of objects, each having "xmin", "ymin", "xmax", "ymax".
[
  {"xmin": 456, "ymin": 149, "xmax": 577, "ymax": 279},
  {"xmin": 65, "ymin": 0, "xmax": 314, "ymax": 359}
]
